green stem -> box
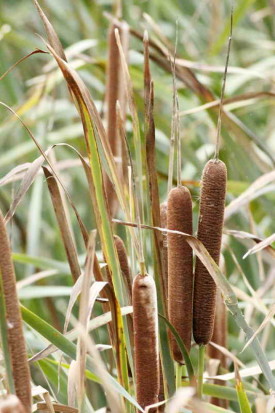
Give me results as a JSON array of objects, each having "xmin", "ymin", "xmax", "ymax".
[
  {"xmin": 176, "ymin": 364, "xmax": 182, "ymax": 389},
  {"xmin": 197, "ymin": 345, "xmax": 205, "ymax": 399}
]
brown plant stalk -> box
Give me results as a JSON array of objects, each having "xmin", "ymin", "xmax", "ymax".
[{"xmin": 0, "ymin": 210, "xmax": 32, "ymax": 412}]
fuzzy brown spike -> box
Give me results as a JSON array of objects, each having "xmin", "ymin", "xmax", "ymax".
[
  {"xmin": 132, "ymin": 273, "xmax": 159, "ymax": 410},
  {"xmin": 0, "ymin": 211, "xmax": 32, "ymax": 412},
  {"xmin": 160, "ymin": 202, "xmax": 168, "ymax": 296},
  {"xmin": 193, "ymin": 160, "xmax": 227, "ymax": 345},
  {"xmin": 114, "ymin": 235, "xmax": 132, "ymax": 301},
  {"xmin": 167, "ymin": 186, "xmax": 193, "ymax": 363}
]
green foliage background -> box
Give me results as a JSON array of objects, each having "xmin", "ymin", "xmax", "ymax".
[{"xmin": 0, "ymin": 0, "xmax": 274, "ymax": 411}]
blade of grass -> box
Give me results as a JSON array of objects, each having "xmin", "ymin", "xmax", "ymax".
[
  {"xmin": 158, "ymin": 314, "xmax": 194, "ymax": 381},
  {"xmin": 235, "ymin": 363, "xmax": 253, "ymax": 413},
  {"xmin": 21, "ymin": 305, "xmax": 143, "ymax": 412}
]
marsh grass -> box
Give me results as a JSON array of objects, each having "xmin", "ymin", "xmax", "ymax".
[{"xmin": 0, "ymin": 1, "xmax": 274, "ymax": 412}]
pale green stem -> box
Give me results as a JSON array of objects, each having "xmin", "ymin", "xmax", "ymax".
[
  {"xmin": 176, "ymin": 364, "xmax": 183, "ymax": 389},
  {"xmin": 197, "ymin": 345, "xmax": 205, "ymax": 399}
]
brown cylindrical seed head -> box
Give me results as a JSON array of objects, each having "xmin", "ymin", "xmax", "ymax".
[
  {"xmin": 160, "ymin": 202, "xmax": 168, "ymax": 295},
  {"xmin": 114, "ymin": 235, "xmax": 132, "ymax": 301},
  {"xmin": 0, "ymin": 211, "xmax": 32, "ymax": 412},
  {"xmin": 193, "ymin": 160, "xmax": 227, "ymax": 345},
  {"xmin": 167, "ymin": 186, "xmax": 193, "ymax": 363},
  {"xmin": 132, "ymin": 274, "xmax": 160, "ymax": 410}
]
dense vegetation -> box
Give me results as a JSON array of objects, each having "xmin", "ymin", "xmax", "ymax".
[{"xmin": 0, "ymin": 1, "xmax": 274, "ymax": 412}]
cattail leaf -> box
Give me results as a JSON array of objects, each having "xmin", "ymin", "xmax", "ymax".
[
  {"xmin": 180, "ymin": 381, "xmax": 258, "ymax": 403},
  {"xmin": 158, "ymin": 314, "xmax": 194, "ymax": 381},
  {"xmin": 243, "ymin": 233, "xmax": 275, "ymax": 259},
  {"xmin": 29, "ymin": 306, "xmax": 133, "ymax": 363},
  {"xmin": 209, "ymin": 360, "xmax": 275, "ymax": 382},
  {"xmin": 12, "ymin": 253, "xmax": 71, "ymax": 273},
  {"xmin": 43, "ymin": 40, "xmax": 132, "ymax": 393},
  {"xmin": 33, "ymin": 0, "xmax": 67, "ymax": 61},
  {"xmin": 4, "ymin": 151, "xmax": 48, "ymax": 223},
  {"xmin": 235, "ymin": 364, "xmax": 253, "ymax": 413},
  {"xmin": 20, "ymin": 305, "xmax": 143, "ymax": 411},
  {"xmin": 225, "ymin": 170, "xmax": 275, "ymax": 220},
  {"xmin": 241, "ymin": 303, "xmax": 275, "ymax": 353},
  {"xmin": 75, "ymin": 231, "xmax": 96, "ymax": 409}
]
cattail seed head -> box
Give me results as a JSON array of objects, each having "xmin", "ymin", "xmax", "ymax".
[
  {"xmin": 167, "ymin": 186, "xmax": 193, "ymax": 363},
  {"xmin": 0, "ymin": 211, "xmax": 32, "ymax": 412},
  {"xmin": 193, "ymin": 160, "xmax": 227, "ymax": 345},
  {"xmin": 132, "ymin": 273, "xmax": 159, "ymax": 410},
  {"xmin": 114, "ymin": 235, "xmax": 132, "ymax": 301},
  {"xmin": 160, "ymin": 202, "xmax": 168, "ymax": 295}
]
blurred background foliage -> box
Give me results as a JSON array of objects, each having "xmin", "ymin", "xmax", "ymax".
[{"xmin": 0, "ymin": 0, "xmax": 274, "ymax": 409}]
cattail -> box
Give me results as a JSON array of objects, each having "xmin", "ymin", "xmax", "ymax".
[
  {"xmin": 105, "ymin": 21, "xmax": 129, "ymax": 216},
  {"xmin": 193, "ymin": 159, "xmax": 227, "ymax": 345},
  {"xmin": 132, "ymin": 273, "xmax": 159, "ymax": 410},
  {"xmin": 160, "ymin": 202, "xmax": 168, "ymax": 296},
  {"xmin": 114, "ymin": 235, "xmax": 132, "ymax": 302},
  {"xmin": 0, "ymin": 211, "xmax": 32, "ymax": 412},
  {"xmin": 167, "ymin": 186, "xmax": 193, "ymax": 363}
]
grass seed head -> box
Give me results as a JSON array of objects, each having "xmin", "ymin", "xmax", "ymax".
[{"xmin": 114, "ymin": 235, "xmax": 132, "ymax": 301}]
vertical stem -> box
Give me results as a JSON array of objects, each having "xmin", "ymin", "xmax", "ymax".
[
  {"xmin": 176, "ymin": 364, "xmax": 182, "ymax": 389},
  {"xmin": 197, "ymin": 345, "xmax": 205, "ymax": 399}
]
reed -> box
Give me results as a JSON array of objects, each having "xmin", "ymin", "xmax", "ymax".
[
  {"xmin": 167, "ymin": 186, "xmax": 193, "ymax": 363},
  {"xmin": 193, "ymin": 160, "xmax": 227, "ymax": 345},
  {"xmin": 132, "ymin": 273, "xmax": 159, "ymax": 410},
  {"xmin": 0, "ymin": 211, "xmax": 32, "ymax": 412},
  {"xmin": 105, "ymin": 21, "xmax": 129, "ymax": 216}
]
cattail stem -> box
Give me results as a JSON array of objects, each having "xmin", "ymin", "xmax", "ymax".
[
  {"xmin": 197, "ymin": 345, "xmax": 205, "ymax": 399},
  {"xmin": 132, "ymin": 273, "xmax": 160, "ymax": 411},
  {"xmin": 176, "ymin": 364, "xmax": 182, "ymax": 389},
  {"xmin": 0, "ymin": 211, "xmax": 32, "ymax": 412}
]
